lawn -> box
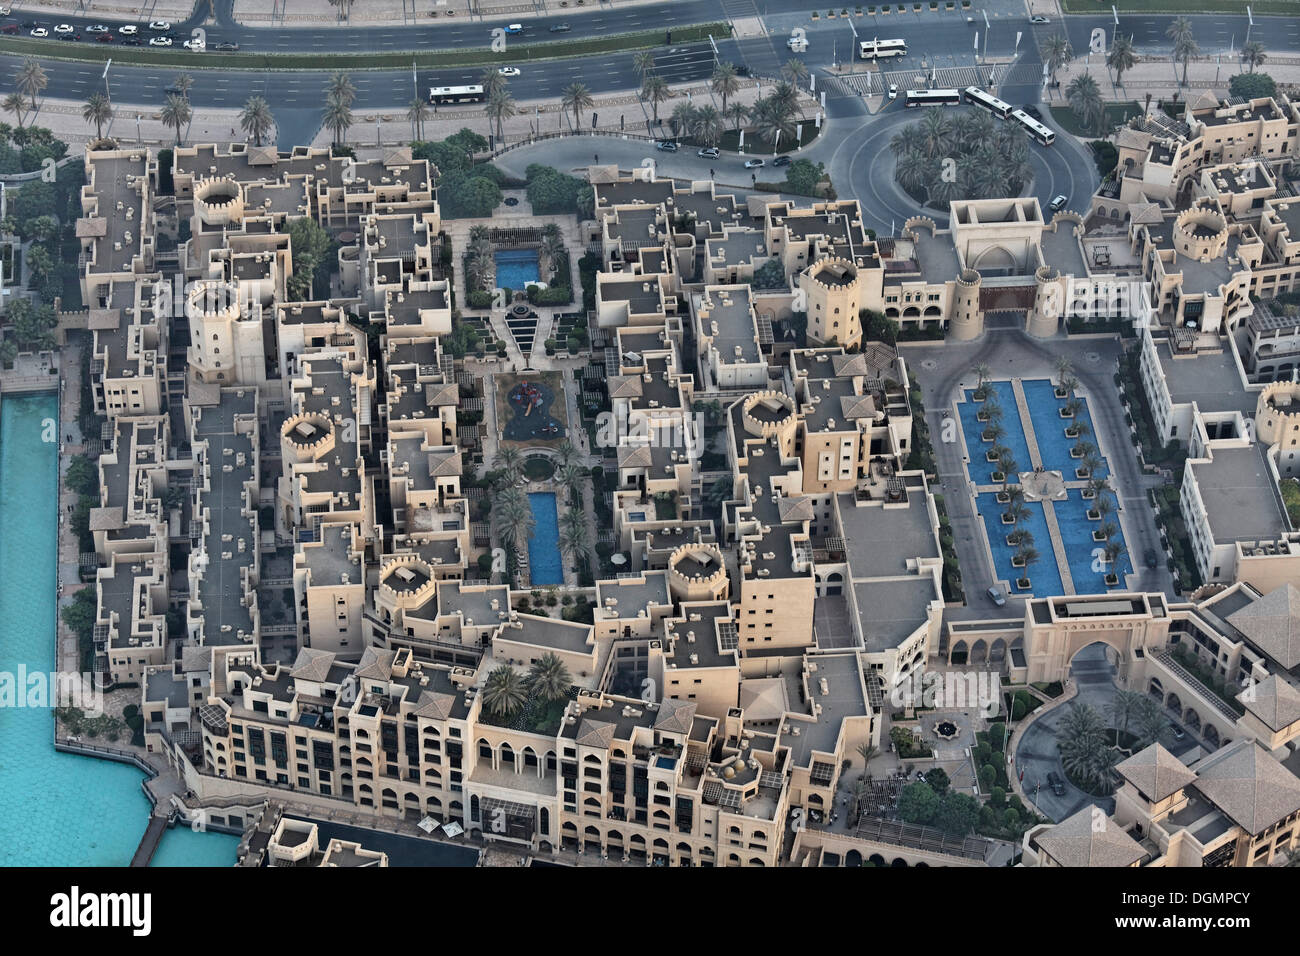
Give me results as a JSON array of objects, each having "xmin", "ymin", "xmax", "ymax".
[
  {"xmin": 0, "ymin": 23, "xmax": 728, "ymax": 72},
  {"xmin": 1049, "ymin": 102, "xmax": 1141, "ymax": 138},
  {"xmin": 1062, "ymin": 0, "xmax": 1298, "ymax": 13}
]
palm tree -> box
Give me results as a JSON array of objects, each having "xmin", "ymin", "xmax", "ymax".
[
  {"xmin": 323, "ymin": 93, "xmax": 354, "ymax": 146},
  {"xmin": 711, "ymin": 61, "xmax": 740, "ymax": 112},
  {"xmin": 1066, "ymin": 72, "xmax": 1104, "ymax": 134},
  {"xmin": 971, "ymin": 363, "xmax": 991, "ymax": 397},
  {"xmin": 1002, "ymin": 483, "xmax": 1025, "ymax": 516},
  {"xmin": 633, "ymin": 50, "xmax": 657, "ymax": 80},
  {"xmin": 723, "ymin": 101, "xmax": 748, "ymax": 132},
  {"xmin": 1133, "ymin": 695, "xmax": 1170, "ymax": 750},
  {"xmin": 1166, "ymin": 17, "xmax": 1198, "ymax": 87},
  {"xmin": 161, "ymin": 94, "xmax": 192, "ymax": 148},
  {"xmin": 849, "ymin": 775, "xmax": 869, "ymax": 825},
  {"xmin": 558, "ymin": 507, "xmax": 589, "ymax": 567},
  {"xmin": 493, "ymin": 444, "xmax": 524, "ymax": 483},
  {"xmin": 555, "ymin": 463, "xmax": 585, "ymax": 502},
  {"xmin": 17, "ymin": 58, "xmax": 48, "ymax": 115},
  {"xmin": 239, "ymin": 95, "xmax": 274, "ymax": 147},
  {"xmin": 1005, "ymin": 501, "xmax": 1030, "ymax": 530},
  {"xmin": 1014, "ymin": 544, "xmax": 1040, "ymax": 581},
  {"xmin": 982, "ymin": 421, "xmax": 1005, "ymax": 447},
  {"xmin": 997, "ymin": 451, "xmax": 1018, "ymax": 491},
  {"xmin": 1240, "ymin": 41, "xmax": 1266, "ymax": 74},
  {"xmin": 1081, "ymin": 451, "xmax": 1102, "ymax": 480},
  {"xmin": 692, "ymin": 104, "xmax": 724, "ymax": 147},
  {"xmin": 538, "ymin": 230, "xmax": 567, "ymax": 280},
  {"xmin": 1107, "ymin": 690, "xmax": 1146, "ymax": 746},
  {"xmin": 2, "ymin": 92, "xmax": 26, "ymax": 129},
  {"xmin": 750, "ymin": 96, "xmax": 796, "ymax": 147},
  {"xmin": 406, "ymin": 97, "xmax": 430, "ymax": 141},
  {"xmin": 554, "ymin": 440, "xmax": 580, "ymax": 471},
  {"xmin": 770, "ymin": 81, "xmax": 802, "ymax": 119},
  {"xmin": 171, "ymin": 73, "xmax": 194, "ymax": 99},
  {"xmin": 528, "ymin": 652, "xmax": 573, "ymax": 703},
  {"xmin": 494, "ymin": 485, "xmax": 535, "ymax": 554},
  {"xmin": 856, "ymin": 742, "xmax": 878, "ymax": 768},
  {"xmin": 327, "ymin": 71, "xmax": 356, "ymax": 108},
  {"xmin": 1054, "ymin": 356, "xmax": 1074, "ymax": 391},
  {"xmin": 482, "ymin": 665, "xmax": 528, "ymax": 719},
  {"xmin": 670, "ymin": 101, "xmax": 696, "ymax": 141},
  {"xmin": 1044, "ymin": 34, "xmax": 1074, "ymax": 85},
  {"xmin": 480, "ymin": 68, "xmax": 507, "ymax": 103},
  {"xmin": 82, "ymin": 93, "xmax": 112, "ymax": 140},
  {"xmin": 561, "ymin": 82, "xmax": 594, "ymax": 131},
  {"xmin": 642, "ymin": 75, "xmax": 670, "ymax": 125},
  {"xmin": 781, "ymin": 57, "xmax": 809, "ymax": 87},
  {"xmin": 1104, "ymin": 540, "xmax": 1126, "ymax": 572},
  {"xmin": 487, "ymin": 86, "xmax": 517, "ymax": 143},
  {"xmin": 1107, "ymin": 34, "xmax": 1138, "ymax": 87}
]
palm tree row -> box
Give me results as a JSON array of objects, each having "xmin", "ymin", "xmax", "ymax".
[
  {"xmin": 464, "ymin": 224, "xmax": 496, "ymax": 294},
  {"xmin": 667, "ymin": 102, "xmax": 725, "ymax": 147},
  {"xmin": 322, "ymin": 71, "xmax": 356, "ymax": 146}
]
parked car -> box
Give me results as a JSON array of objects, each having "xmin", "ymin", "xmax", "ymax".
[
  {"xmin": 655, "ymin": 140, "xmax": 679, "ymax": 152},
  {"xmin": 502, "ymin": 22, "xmax": 523, "ymax": 34},
  {"xmin": 744, "ymin": 158, "xmax": 765, "ymax": 169},
  {"xmin": 86, "ymin": 24, "xmax": 109, "ymax": 34},
  {"xmin": 118, "ymin": 24, "xmax": 138, "ymax": 34},
  {"xmin": 149, "ymin": 35, "xmax": 172, "ymax": 45},
  {"xmin": 1047, "ymin": 772, "xmax": 1067, "ymax": 796},
  {"xmin": 987, "ymin": 586, "xmax": 1006, "ymax": 607},
  {"xmin": 95, "ymin": 32, "xmax": 113, "ymax": 42},
  {"xmin": 773, "ymin": 155, "xmax": 791, "ymax": 168},
  {"xmin": 1144, "ymin": 548, "xmax": 1159, "ymax": 569},
  {"xmin": 212, "ymin": 41, "xmax": 239, "ymax": 51},
  {"xmin": 29, "ymin": 27, "xmax": 47, "ymax": 37},
  {"xmin": 1029, "ymin": 15, "xmax": 1050, "ymax": 24},
  {"xmin": 497, "ymin": 66, "xmax": 520, "ymax": 76},
  {"xmin": 697, "ymin": 146, "xmax": 719, "ymax": 159},
  {"xmin": 549, "ymin": 23, "xmax": 571, "ymax": 32},
  {"xmin": 888, "ymin": 84, "xmax": 898, "ymax": 100},
  {"xmin": 1, "ymin": 24, "xmax": 18, "ymax": 34},
  {"xmin": 1049, "ymin": 194, "xmax": 1068, "ymax": 212},
  {"xmin": 1172, "ymin": 727, "xmax": 1186, "ymax": 740},
  {"xmin": 53, "ymin": 23, "xmax": 74, "ymax": 33},
  {"xmin": 148, "ymin": 20, "xmax": 171, "ymax": 30},
  {"xmin": 119, "ymin": 35, "xmax": 142, "ymax": 44}
]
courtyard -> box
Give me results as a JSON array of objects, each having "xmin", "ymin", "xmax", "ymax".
[{"xmin": 494, "ymin": 370, "xmax": 570, "ymax": 448}]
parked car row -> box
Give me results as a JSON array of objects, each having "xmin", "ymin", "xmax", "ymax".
[{"xmin": 648, "ymin": 143, "xmax": 797, "ymax": 171}]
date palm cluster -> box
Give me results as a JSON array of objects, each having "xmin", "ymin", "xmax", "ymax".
[{"xmin": 890, "ymin": 108, "xmax": 1031, "ymax": 206}]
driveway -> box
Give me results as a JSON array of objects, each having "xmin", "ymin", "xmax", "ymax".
[{"xmin": 1013, "ymin": 643, "xmax": 1120, "ymax": 822}]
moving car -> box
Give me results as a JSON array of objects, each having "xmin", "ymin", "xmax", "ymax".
[
  {"xmin": 1, "ymin": 24, "xmax": 18, "ymax": 35},
  {"xmin": 183, "ymin": 37, "xmax": 204, "ymax": 51},
  {"xmin": 888, "ymin": 84, "xmax": 898, "ymax": 100},
  {"xmin": 1047, "ymin": 772, "xmax": 1067, "ymax": 796},
  {"xmin": 53, "ymin": 23, "xmax": 74, "ymax": 33},
  {"xmin": 497, "ymin": 66, "xmax": 520, "ymax": 76},
  {"xmin": 86, "ymin": 24, "xmax": 109, "ymax": 34},
  {"xmin": 655, "ymin": 140, "xmax": 679, "ymax": 152},
  {"xmin": 1172, "ymin": 727, "xmax": 1186, "ymax": 740},
  {"xmin": 773, "ymin": 155, "xmax": 791, "ymax": 167},
  {"xmin": 697, "ymin": 146, "xmax": 719, "ymax": 159},
  {"xmin": 0, "ymin": 7, "xmax": 11, "ymax": 14},
  {"xmin": 744, "ymin": 158, "xmax": 765, "ymax": 168},
  {"xmin": 57, "ymin": 32, "xmax": 79, "ymax": 41},
  {"xmin": 987, "ymin": 586, "xmax": 1006, "ymax": 607},
  {"xmin": 1029, "ymin": 15, "xmax": 1050, "ymax": 24},
  {"xmin": 212, "ymin": 41, "xmax": 239, "ymax": 51},
  {"xmin": 786, "ymin": 36, "xmax": 806, "ymax": 51},
  {"xmin": 502, "ymin": 23, "xmax": 523, "ymax": 34},
  {"xmin": 1049, "ymin": 194, "xmax": 1068, "ymax": 212},
  {"xmin": 149, "ymin": 35, "xmax": 172, "ymax": 45},
  {"xmin": 120, "ymin": 36, "xmax": 142, "ymax": 45},
  {"xmin": 549, "ymin": 23, "xmax": 571, "ymax": 32},
  {"xmin": 1144, "ymin": 548, "xmax": 1159, "ymax": 569},
  {"xmin": 29, "ymin": 27, "xmax": 47, "ymax": 37},
  {"xmin": 148, "ymin": 20, "xmax": 171, "ymax": 30},
  {"xmin": 95, "ymin": 32, "xmax": 113, "ymax": 42},
  {"xmin": 118, "ymin": 24, "xmax": 138, "ymax": 34}
]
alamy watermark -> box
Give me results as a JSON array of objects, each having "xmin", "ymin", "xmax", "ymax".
[
  {"xmin": 889, "ymin": 668, "xmax": 1002, "ymax": 719},
  {"xmin": 1, "ymin": 666, "xmax": 104, "ymax": 716}
]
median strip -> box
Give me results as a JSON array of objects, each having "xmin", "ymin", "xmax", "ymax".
[{"xmin": 0, "ymin": 23, "xmax": 728, "ymax": 72}]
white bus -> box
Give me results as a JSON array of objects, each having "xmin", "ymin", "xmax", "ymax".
[
  {"xmin": 905, "ymin": 88, "xmax": 961, "ymax": 108},
  {"xmin": 963, "ymin": 86, "xmax": 1013, "ymax": 120},
  {"xmin": 429, "ymin": 84, "xmax": 486, "ymax": 105},
  {"xmin": 859, "ymin": 37, "xmax": 907, "ymax": 59},
  {"xmin": 1011, "ymin": 109, "xmax": 1055, "ymax": 145}
]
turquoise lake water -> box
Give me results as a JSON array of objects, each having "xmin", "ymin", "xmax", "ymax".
[{"xmin": 0, "ymin": 392, "xmax": 235, "ymax": 866}]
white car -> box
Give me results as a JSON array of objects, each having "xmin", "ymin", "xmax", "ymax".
[
  {"xmin": 149, "ymin": 20, "xmax": 171, "ymax": 30},
  {"xmin": 29, "ymin": 27, "xmax": 47, "ymax": 37},
  {"xmin": 183, "ymin": 38, "xmax": 204, "ymax": 51},
  {"xmin": 1049, "ymin": 194, "xmax": 1068, "ymax": 212},
  {"xmin": 118, "ymin": 24, "xmax": 138, "ymax": 35},
  {"xmin": 744, "ymin": 158, "xmax": 765, "ymax": 169},
  {"xmin": 87, "ymin": 24, "xmax": 109, "ymax": 33},
  {"xmin": 149, "ymin": 36, "xmax": 172, "ymax": 46},
  {"xmin": 53, "ymin": 23, "xmax": 74, "ymax": 33},
  {"xmin": 497, "ymin": 66, "xmax": 520, "ymax": 77},
  {"xmin": 0, "ymin": 7, "xmax": 11, "ymax": 15},
  {"xmin": 888, "ymin": 84, "xmax": 898, "ymax": 100}
]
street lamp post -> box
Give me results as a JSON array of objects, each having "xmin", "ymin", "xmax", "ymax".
[
  {"xmin": 136, "ymin": 114, "xmax": 142, "ymax": 144},
  {"xmin": 103, "ymin": 58, "xmax": 112, "ymax": 104},
  {"xmin": 982, "ymin": 10, "xmax": 989, "ymax": 62}
]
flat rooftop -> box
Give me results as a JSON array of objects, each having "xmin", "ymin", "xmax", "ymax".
[
  {"xmin": 851, "ymin": 576, "xmax": 939, "ymax": 652},
  {"xmin": 1157, "ymin": 341, "xmax": 1256, "ymax": 415},
  {"xmin": 1191, "ymin": 443, "xmax": 1292, "ymax": 543}
]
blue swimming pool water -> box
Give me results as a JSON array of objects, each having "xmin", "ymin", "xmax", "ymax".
[
  {"xmin": 496, "ymin": 249, "xmax": 540, "ymax": 291},
  {"xmin": 959, "ymin": 381, "xmax": 1032, "ymax": 484},
  {"xmin": 527, "ymin": 492, "xmax": 564, "ymax": 585},
  {"xmin": 150, "ymin": 826, "xmax": 241, "ymax": 867},
  {"xmin": 0, "ymin": 393, "xmax": 239, "ymax": 866},
  {"xmin": 1021, "ymin": 379, "xmax": 1110, "ymax": 480},
  {"xmin": 975, "ymin": 494, "xmax": 1064, "ymax": 596},
  {"xmin": 1053, "ymin": 489, "xmax": 1129, "ymax": 594}
]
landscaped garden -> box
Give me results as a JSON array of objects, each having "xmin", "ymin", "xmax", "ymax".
[{"xmin": 889, "ymin": 108, "xmax": 1032, "ymax": 210}]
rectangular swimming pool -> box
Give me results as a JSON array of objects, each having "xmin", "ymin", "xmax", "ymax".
[
  {"xmin": 527, "ymin": 492, "xmax": 564, "ymax": 585},
  {"xmin": 495, "ymin": 249, "xmax": 540, "ymax": 291},
  {"xmin": 1053, "ymin": 489, "xmax": 1129, "ymax": 594}
]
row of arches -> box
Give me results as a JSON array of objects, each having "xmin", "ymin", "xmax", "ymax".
[
  {"xmin": 948, "ymin": 636, "xmax": 1022, "ymax": 666},
  {"xmin": 1146, "ymin": 678, "xmax": 1225, "ymax": 750}
]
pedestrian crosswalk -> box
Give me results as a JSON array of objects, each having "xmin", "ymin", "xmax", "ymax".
[{"xmin": 824, "ymin": 60, "xmax": 1042, "ymax": 98}]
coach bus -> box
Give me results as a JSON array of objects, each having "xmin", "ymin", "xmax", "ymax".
[
  {"xmin": 905, "ymin": 88, "xmax": 961, "ymax": 108},
  {"xmin": 1010, "ymin": 108, "xmax": 1056, "ymax": 145},
  {"xmin": 429, "ymin": 84, "xmax": 486, "ymax": 105},
  {"xmin": 859, "ymin": 37, "xmax": 908, "ymax": 59},
  {"xmin": 963, "ymin": 86, "xmax": 1013, "ymax": 120}
]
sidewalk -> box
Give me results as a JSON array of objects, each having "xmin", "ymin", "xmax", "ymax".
[
  {"xmin": 232, "ymin": 0, "xmax": 672, "ymax": 28},
  {"xmin": 1048, "ymin": 52, "xmax": 1300, "ymax": 108}
]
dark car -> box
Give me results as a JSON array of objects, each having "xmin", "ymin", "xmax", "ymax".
[
  {"xmin": 1144, "ymin": 548, "xmax": 1159, "ymax": 569},
  {"xmin": 549, "ymin": 23, "xmax": 571, "ymax": 32},
  {"xmin": 1, "ymin": 23, "xmax": 17, "ymax": 34},
  {"xmin": 1047, "ymin": 772, "xmax": 1067, "ymax": 797},
  {"xmin": 57, "ymin": 32, "xmax": 79, "ymax": 41},
  {"xmin": 95, "ymin": 32, "xmax": 113, "ymax": 42},
  {"xmin": 1021, "ymin": 104, "xmax": 1043, "ymax": 120},
  {"xmin": 212, "ymin": 41, "xmax": 239, "ymax": 51},
  {"xmin": 772, "ymin": 155, "xmax": 791, "ymax": 167},
  {"xmin": 119, "ymin": 36, "xmax": 142, "ymax": 45}
]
